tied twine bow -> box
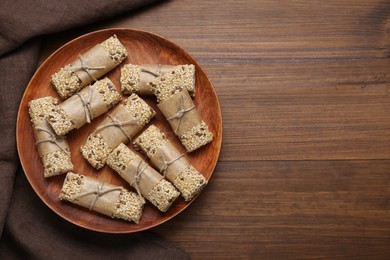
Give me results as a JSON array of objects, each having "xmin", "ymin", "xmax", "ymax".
[
  {"xmin": 166, "ymin": 94, "xmax": 195, "ymax": 133},
  {"xmin": 130, "ymin": 160, "xmax": 148, "ymax": 204},
  {"xmin": 76, "ymin": 87, "xmax": 93, "ymax": 123},
  {"xmin": 34, "ymin": 126, "xmax": 70, "ymax": 155},
  {"xmin": 141, "ymin": 64, "xmax": 162, "ymax": 77},
  {"xmin": 95, "ymin": 114, "xmax": 139, "ymax": 141},
  {"xmin": 76, "ymin": 182, "xmax": 122, "ymax": 211},
  {"xmin": 158, "ymin": 150, "xmax": 185, "ymax": 178},
  {"xmin": 67, "ymin": 55, "xmax": 106, "ymax": 82}
]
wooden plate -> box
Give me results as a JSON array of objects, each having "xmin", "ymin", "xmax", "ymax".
[{"xmin": 16, "ymin": 28, "xmax": 222, "ymax": 233}]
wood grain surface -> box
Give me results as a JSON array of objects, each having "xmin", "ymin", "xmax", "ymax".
[{"xmin": 37, "ymin": 0, "xmax": 390, "ymax": 258}]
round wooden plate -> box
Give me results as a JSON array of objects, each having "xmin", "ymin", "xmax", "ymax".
[{"xmin": 16, "ymin": 28, "xmax": 222, "ymax": 233}]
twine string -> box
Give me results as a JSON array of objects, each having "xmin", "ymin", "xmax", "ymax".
[
  {"xmin": 95, "ymin": 114, "xmax": 138, "ymax": 142},
  {"xmin": 76, "ymin": 182, "xmax": 122, "ymax": 211},
  {"xmin": 67, "ymin": 55, "xmax": 106, "ymax": 82},
  {"xmin": 166, "ymin": 94, "xmax": 195, "ymax": 133},
  {"xmin": 34, "ymin": 126, "xmax": 70, "ymax": 155},
  {"xmin": 130, "ymin": 160, "xmax": 148, "ymax": 204},
  {"xmin": 158, "ymin": 150, "xmax": 185, "ymax": 178},
  {"xmin": 76, "ymin": 86, "xmax": 93, "ymax": 123},
  {"xmin": 141, "ymin": 64, "xmax": 162, "ymax": 78}
]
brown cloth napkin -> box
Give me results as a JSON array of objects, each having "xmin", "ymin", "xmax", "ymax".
[
  {"xmin": 0, "ymin": 1, "xmax": 189, "ymax": 259},
  {"xmin": 0, "ymin": 0, "xmax": 155, "ymax": 55}
]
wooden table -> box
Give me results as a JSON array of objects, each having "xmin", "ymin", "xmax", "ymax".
[{"xmin": 39, "ymin": 0, "xmax": 390, "ymax": 258}]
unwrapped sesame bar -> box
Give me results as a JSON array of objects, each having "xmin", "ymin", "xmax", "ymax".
[
  {"xmin": 120, "ymin": 64, "xmax": 195, "ymax": 96},
  {"xmin": 51, "ymin": 35, "xmax": 127, "ymax": 99},
  {"xmin": 133, "ymin": 125, "xmax": 207, "ymax": 201},
  {"xmin": 106, "ymin": 144, "xmax": 180, "ymax": 212},
  {"xmin": 47, "ymin": 77, "xmax": 121, "ymax": 136},
  {"xmin": 150, "ymin": 73, "xmax": 213, "ymax": 152},
  {"xmin": 81, "ymin": 93, "xmax": 155, "ymax": 169},
  {"xmin": 28, "ymin": 97, "xmax": 73, "ymax": 178},
  {"xmin": 60, "ymin": 172, "xmax": 144, "ymax": 223}
]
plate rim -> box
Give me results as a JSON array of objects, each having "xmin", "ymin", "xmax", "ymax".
[{"xmin": 16, "ymin": 28, "xmax": 223, "ymax": 233}]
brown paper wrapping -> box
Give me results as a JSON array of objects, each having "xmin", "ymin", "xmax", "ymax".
[
  {"xmin": 121, "ymin": 157, "xmax": 163, "ymax": 198},
  {"xmin": 138, "ymin": 64, "xmax": 175, "ymax": 95},
  {"xmin": 69, "ymin": 44, "xmax": 117, "ymax": 86},
  {"xmin": 34, "ymin": 121, "xmax": 70, "ymax": 157},
  {"xmin": 94, "ymin": 105, "xmax": 141, "ymax": 149},
  {"xmin": 60, "ymin": 85, "xmax": 107, "ymax": 129},
  {"xmin": 75, "ymin": 176, "xmax": 122, "ymax": 217},
  {"xmin": 150, "ymin": 141, "xmax": 190, "ymax": 181},
  {"xmin": 157, "ymin": 90, "xmax": 201, "ymax": 135}
]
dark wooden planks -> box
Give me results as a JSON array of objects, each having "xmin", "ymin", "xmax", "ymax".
[
  {"xmin": 154, "ymin": 160, "xmax": 390, "ymax": 258},
  {"xmin": 37, "ymin": 0, "xmax": 390, "ymax": 258}
]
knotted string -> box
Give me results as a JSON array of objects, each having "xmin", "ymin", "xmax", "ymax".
[
  {"xmin": 158, "ymin": 150, "xmax": 185, "ymax": 178},
  {"xmin": 130, "ymin": 160, "xmax": 148, "ymax": 204},
  {"xmin": 141, "ymin": 64, "xmax": 162, "ymax": 77},
  {"xmin": 95, "ymin": 114, "xmax": 138, "ymax": 141},
  {"xmin": 67, "ymin": 55, "xmax": 106, "ymax": 82},
  {"xmin": 34, "ymin": 126, "xmax": 70, "ymax": 155},
  {"xmin": 76, "ymin": 87, "xmax": 93, "ymax": 123},
  {"xmin": 166, "ymin": 94, "xmax": 195, "ymax": 133},
  {"xmin": 76, "ymin": 182, "xmax": 122, "ymax": 211}
]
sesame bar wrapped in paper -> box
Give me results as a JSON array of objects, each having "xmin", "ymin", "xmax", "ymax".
[
  {"xmin": 120, "ymin": 64, "xmax": 195, "ymax": 96},
  {"xmin": 81, "ymin": 94, "xmax": 155, "ymax": 169},
  {"xmin": 150, "ymin": 72, "xmax": 213, "ymax": 152},
  {"xmin": 60, "ymin": 172, "xmax": 144, "ymax": 224},
  {"xmin": 28, "ymin": 96, "xmax": 73, "ymax": 178},
  {"xmin": 51, "ymin": 35, "xmax": 127, "ymax": 99},
  {"xmin": 47, "ymin": 77, "xmax": 121, "ymax": 136},
  {"xmin": 106, "ymin": 144, "xmax": 180, "ymax": 212},
  {"xmin": 133, "ymin": 124, "xmax": 207, "ymax": 201}
]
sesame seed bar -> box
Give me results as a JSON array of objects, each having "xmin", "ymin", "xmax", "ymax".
[
  {"xmin": 81, "ymin": 94, "xmax": 155, "ymax": 169},
  {"xmin": 150, "ymin": 73, "xmax": 213, "ymax": 152},
  {"xmin": 47, "ymin": 77, "xmax": 121, "ymax": 136},
  {"xmin": 60, "ymin": 172, "xmax": 144, "ymax": 223},
  {"xmin": 51, "ymin": 35, "xmax": 127, "ymax": 99},
  {"xmin": 177, "ymin": 121, "xmax": 213, "ymax": 153},
  {"xmin": 28, "ymin": 97, "xmax": 73, "ymax": 178},
  {"xmin": 106, "ymin": 144, "xmax": 180, "ymax": 212},
  {"xmin": 120, "ymin": 64, "xmax": 195, "ymax": 96},
  {"xmin": 133, "ymin": 125, "xmax": 207, "ymax": 201}
]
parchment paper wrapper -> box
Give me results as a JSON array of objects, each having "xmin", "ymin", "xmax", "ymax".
[
  {"xmin": 34, "ymin": 122, "xmax": 70, "ymax": 157},
  {"xmin": 121, "ymin": 64, "xmax": 195, "ymax": 96},
  {"xmin": 151, "ymin": 141, "xmax": 207, "ymax": 201},
  {"xmin": 69, "ymin": 44, "xmax": 117, "ymax": 87},
  {"xmin": 155, "ymin": 86, "xmax": 213, "ymax": 152},
  {"xmin": 95, "ymin": 98, "xmax": 153, "ymax": 149},
  {"xmin": 47, "ymin": 78, "xmax": 121, "ymax": 136},
  {"xmin": 61, "ymin": 85, "xmax": 107, "ymax": 129},
  {"xmin": 157, "ymin": 90, "xmax": 201, "ymax": 136},
  {"xmin": 98, "ymin": 109, "xmax": 138, "ymax": 147},
  {"xmin": 60, "ymin": 172, "xmax": 144, "ymax": 223},
  {"xmin": 51, "ymin": 35, "xmax": 127, "ymax": 99},
  {"xmin": 75, "ymin": 176, "xmax": 122, "ymax": 216},
  {"xmin": 121, "ymin": 156, "xmax": 163, "ymax": 198},
  {"xmin": 150, "ymin": 141, "xmax": 190, "ymax": 181}
]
